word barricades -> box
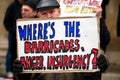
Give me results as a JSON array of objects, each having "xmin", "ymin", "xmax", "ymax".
[{"xmin": 17, "ymin": 17, "xmax": 99, "ymax": 73}]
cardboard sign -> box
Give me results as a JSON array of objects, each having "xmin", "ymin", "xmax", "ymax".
[
  {"xmin": 60, "ymin": 0, "xmax": 103, "ymax": 17},
  {"xmin": 16, "ymin": 17, "xmax": 99, "ymax": 73}
]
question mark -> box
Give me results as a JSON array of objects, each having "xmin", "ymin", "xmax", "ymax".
[{"xmin": 91, "ymin": 49, "xmax": 98, "ymax": 69}]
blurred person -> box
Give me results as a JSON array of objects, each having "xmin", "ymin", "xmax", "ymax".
[
  {"xmin": 21, "ymin": 0, "xmax": 37, "ymax": 18},
  {"xmin": 13, "ymin": 0, "xmax": 110, "ymax": 80},
  {"xmin": 13, "ymin": 0, "xmax": 38, "ymax": 80},
  {"xmin": 3, "ymin": 0, "xmax": 27, "ymax": 79}
]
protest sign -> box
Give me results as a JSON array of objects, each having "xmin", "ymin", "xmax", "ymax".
[
  {"xmin": 16, "ymin": 17, "xmax": 99, "ymax": 73},
  {"xmin": 60, "ymin": 0, "xmax": 103, "ymax": 17}
]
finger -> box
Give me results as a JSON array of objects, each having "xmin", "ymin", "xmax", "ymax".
[{"xmin": 93, "ymin": 6, "xmax": 102, "ymax": 18}]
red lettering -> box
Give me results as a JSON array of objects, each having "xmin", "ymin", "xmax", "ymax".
[
  {"xmin": 36, "ymin": 41, "xmax": 43, "ymax": 53},
  {"xmin": 75, "ymin": 39, "xmax": 80, "ymax": 51},
  {"xmin": 25, "ymin": 42, "xmax": 31, "ymax": 53},
  {"xmin": 54, "ymin": 40, "xmax": 59, "ymax": 53},
  {"xmin": 24, "ymin": 39, "xmax": 80, "ymax": 54},
  {"xmin": 42, "ymin": 41, "xmax": 49, "ymax": 53},
  {"xmin": 70, "ymin": 39, "xmax": 74, "ymax": 52},
  {"xmin": 20, "ymin": 56, "xmax": 44, "ymax": 70},
  {"xmin": 31, "ymin": 42, "xmax": 37, "ymax": 53},
  {"xmin": 65, "ymin": 40, "xmax": 70, "ymax": 52},
  {"xmin": 92, "ymin": 49, "xmax": 98, "ymax": 69},
  {"xmin": 58, "ymin": 40, "xmax": 65, "ymax": 52}
]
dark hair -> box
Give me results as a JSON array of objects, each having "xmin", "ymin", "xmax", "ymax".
[{"xmin": 23, "ymin": 0, "xmax": 37, "ymax": 10}]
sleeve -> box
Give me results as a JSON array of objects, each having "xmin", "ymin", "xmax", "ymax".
[
  {"xmin": 3, "ymin": 3, "xmax": 14, "ymax": 32},
  {"xmin": 102, "ymin": 0, "xmax": 109, "ymax": 5},
  {"xmin": 100, "ymin": 18, "xmax": 110, "ymax": 52}
]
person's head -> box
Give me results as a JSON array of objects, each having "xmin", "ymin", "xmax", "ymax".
[
  {"xmin": 37, "ymin": 0, "xmax": 61, "ymax": 19},
  {"xmin": 17, "ymin": 0, "xmax": 27, "ymax": 4},
  {"xmin": 21, "ymin": 0, "xmax": 37, "ymax": 18}
]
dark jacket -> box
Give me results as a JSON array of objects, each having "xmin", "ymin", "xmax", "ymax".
[
  {"xmin": 100, "ymin": 18, "xmax": 110, "ymax": 52},
  {"xmin": 101, "ymin": 0, "xmax": 109, "ymax": 19},
  {"xmin": 3, "ymin": 0, "xmax": 22, "ymax": 32}
]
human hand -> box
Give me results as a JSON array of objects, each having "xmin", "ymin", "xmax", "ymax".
[
  {"xmin": 97, "ymin": 54, "xmax": 109, "ymax": 72},
  {"xmin": 93, "ymin": 6, "xmax": 102, "ymax": 18},
  {"xmin": 13, "ymin": 60, "xmax": 23, "ymax": 73}
]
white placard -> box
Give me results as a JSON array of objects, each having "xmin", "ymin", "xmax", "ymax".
[{"xmin": 17, "ymin": 17, "xmax": 99, "ymax": 73}]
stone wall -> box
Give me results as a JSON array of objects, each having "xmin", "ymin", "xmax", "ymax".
[
  {"xmin": 106, "ymin": 0, "xmax": 120, "ymax": 51},
  {"xmin": 0, "ymin": 0, "xmax": 13, "ymax": 39},
  {"xmin": 0, "ymin": 0, "xmax": 13, "ymax": 75}
]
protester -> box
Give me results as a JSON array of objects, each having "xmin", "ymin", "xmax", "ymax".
[
  {"xmin": 37, "ymin": 0, "xmax": 110, "ymax": 80},
  {"xmin": 21, "ymin": 0, "xmax": 37, "ymax": 18},
  {"xmin": 13, "ymin": 0, "xmax": 110, "ymax": 80},
  {"xmin": 37, "ymin": 0, "xmax": 61, "ymax": 18},
  {"xmin": 13, "ymin": 0, "xmax": 38, "ymax": 80},
  {"xmin": 3, "ymin": 0, "xmax": 27, "ymax": 78}
]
